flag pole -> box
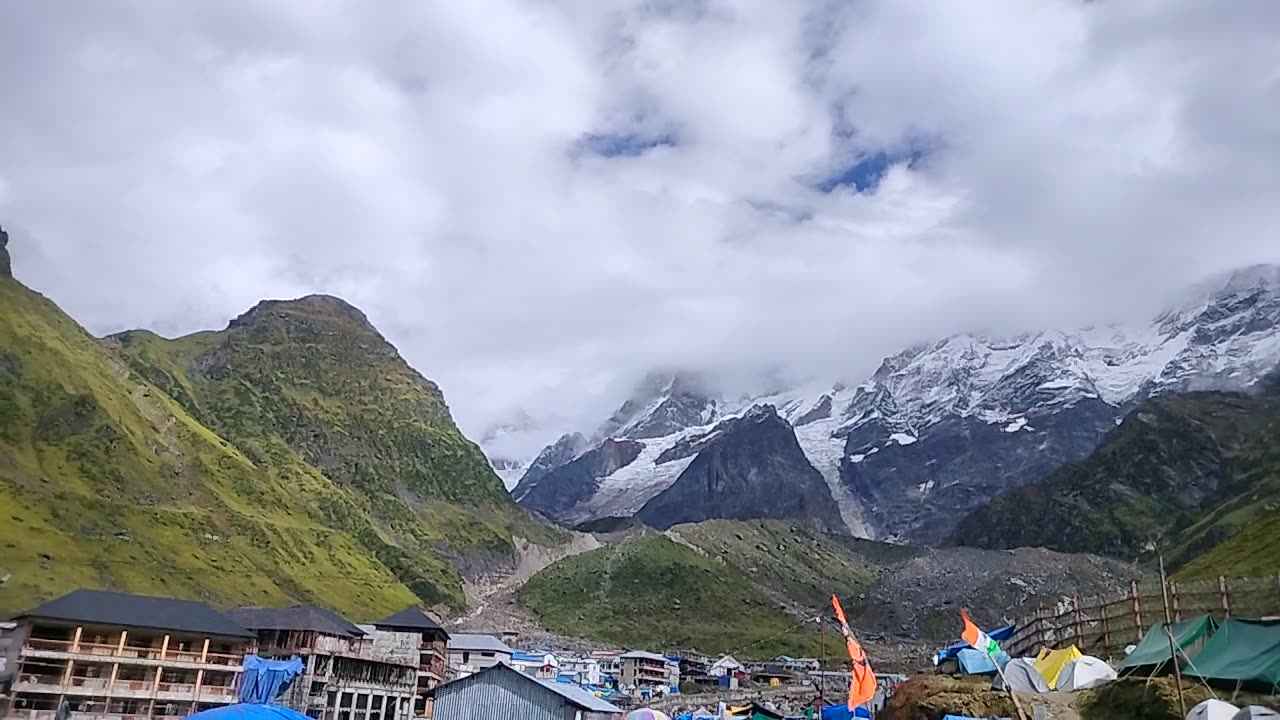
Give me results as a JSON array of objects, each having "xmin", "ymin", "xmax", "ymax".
[
  {"xmin": 992, "ymin": 660, "xmax": 1030, "ymax": 720},
  {"xmin": 1157, "ymin": 548, "xmax": 1187, "ymax": 719}
]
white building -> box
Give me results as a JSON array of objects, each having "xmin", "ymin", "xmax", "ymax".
[
  {"xmin": 446, "ymin": 635, "xmax": 513, "ymax": 678},
  {"xmin": 709, "ymin": 655, "xmax": 743, "ymax": 678}
]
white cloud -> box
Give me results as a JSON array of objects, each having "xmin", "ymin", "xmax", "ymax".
[{"xmin": 2, "ymin": 0, "xmax": 1278, "ymax": 458}]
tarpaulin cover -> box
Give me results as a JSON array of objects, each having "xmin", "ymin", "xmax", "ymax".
[
  {"xmin": 187, "ymin": 704, "xmax": 312, "ymax": 720},
  {"xmin": 956, "ymin": 648, "xmax": 1009, "ymax": 675},
  {"xmin": 933, "ymin": 624, "xmax": 1016, "ymax": 665},
  {"xmin": 816, "ymin": 704, "xmax": 871, "ymax": 719},
  {"xmin": 1185, "ymin": 619, "xmax": 1280, "ymax": 689},
  {"xmin": 1118, "ymin": 614, "xmax": 1218, "ymax": 673},
  {"xmin": 238, "ymin": 655, "xmax": 305, "ymax": 703},
  {"xmin": 942, "ymin": 716, "xmax": 1011, "ymax": 720},
  {"xmin": 1034, "ymin": 645, "xmax": 1082, "ymax": 689}
]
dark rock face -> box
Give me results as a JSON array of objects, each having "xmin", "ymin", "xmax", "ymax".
[
  {"xmin": 623, "ymin": 376, "xmax": 716, "ymax": 439},
  {"xmin": 513, "ymin": 432, "xmax": 590, "ymax": 495},
  {"xmin": 0, "ymin": 224, "xmax": 11, "ymax": 278},
  {"xmin": 636, "ymin": 405, "xmax": 844, "ymax": 531},
  {"xmin": 517, "ymin": 438, "xmax": 643, "ymax": 521},
  {"xmin": 841, "ymin": 397, "xmax": 1122, "ymax": 545},
  {"xmin": 949, "ymin": 391, "xmax": 1277, "ymax": 562}
]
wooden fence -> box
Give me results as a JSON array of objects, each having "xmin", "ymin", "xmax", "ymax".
[{"xmin": 1003, "ymin": 575, "xmax": 1280, "ymax": 661}]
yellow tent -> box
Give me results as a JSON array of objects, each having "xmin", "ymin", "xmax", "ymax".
[{"xmin": 1034, "ymin": 645, "xmax": 1083, "ymax": 689}]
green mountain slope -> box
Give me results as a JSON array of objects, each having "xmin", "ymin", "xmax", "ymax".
[
  {"xmin": 0, "ymin": 254, "xmax": 558, "ymax": 616},
  {"xmin": 517, "ymin": 530, "xmax": 825, "ymax": 658},
  {"xmin": 948, "ymin": 386, "xmax": 1280, "ymax": 575}
]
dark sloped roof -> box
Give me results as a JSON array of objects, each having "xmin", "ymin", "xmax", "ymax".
[
  {"xmin": 14, "ymin": 589, "xmax": 251, "ymax": 638},
  {"xmin": 373, "ymin": 606, "xmax": 447, "ymax": 634},
  {"xmin": 227, "ymin": 605, "xmax": 365, "ymax": 638}
]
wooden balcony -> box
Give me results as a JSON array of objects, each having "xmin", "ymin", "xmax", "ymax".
[{"xmin": 22, "ymin": 638, "xmax": 241, "ymax": 668}]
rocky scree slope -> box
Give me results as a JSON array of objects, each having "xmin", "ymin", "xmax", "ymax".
[
  {"xmin": 505, "ymin": 266, "xmax": 1280, "ymax": 544},
  {"xmin": 516, "ymin": 519, "xmax": 1142, "ymax": 666},
  {"xmin": 0, "ymin": 234, "xmax": 559, "ymax": 615},
  {"xmin": 952, "ymin": 370, "xmax": 1280, "ymax": 577}
]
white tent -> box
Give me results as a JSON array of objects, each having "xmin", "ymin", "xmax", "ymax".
[
  {"xmin": 1187, "ymin": 699, "xmax": 1240, "ymax": 720},
  {"xmin": 991, "ymin": 658, "xmax": 1050, "ymax": 694},
  {"xmin": 1232, "ymin": 707, "xmax": 1280, "ymax": 720},
  {"xmin": 1056, "ymin": 655, "xmax": 1117, "ymax": 691}
]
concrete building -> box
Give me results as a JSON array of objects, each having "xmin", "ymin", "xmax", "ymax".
[
  {"xmin": 444, "ymin": 635, "xmax": 512, "ymax": 679},
  {"xmin": 229, "ymin": 605, "xmax": 418, "ymax": 720},
  {"xmin": 371, "ymin": 608, "xmax": 449, "ymax": 719},
  {"xmin": 2, "ymin": 589, "xmax": 253, "ymax": 720},
  {"xmin": 618, "ymin": 651, "xmax": 669, "ymax": 691},
  {"xmin": 428, "ymin": 663, "xmax": 620, "ymax": 720}
]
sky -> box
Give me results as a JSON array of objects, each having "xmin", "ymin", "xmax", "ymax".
[{"xmin": 2, "ymin": 0, "xmax": 1280, "ymax": 459}]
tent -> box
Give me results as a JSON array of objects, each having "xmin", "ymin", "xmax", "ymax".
[
  {"xmin": 1118, "ymin": 614, "xmax": 1218, "ymax": 675},
  {"xmin": 955, "ymin": 648, "xmax": 1011, "ymax": 676},
  {"xmin": 726, "ymin": 703, "xmax": 783, "ymax": 720},
  {"xmin": 1056, "ymin": 655, "xmax": 1117, "ymax": 691},
  {"xmin": 187, "ymin": 705, "xmax": 312, "ymax": 720},
  {"xmin": 1233, "ymin": 707, "xmax": 1280, "ymax": 720},
  {"xmin": 1187, "ymin": 699, "xmax": 1240, "ymax": 720},
  {"xmin": 991, "ymin": 658, "xmax": 1050, "ymax": 694},
  {"xmin": 1034, "ymin": 645, "xmax": 1082, "ymax": 689},
  {"xmin": 933, "ymin": 624, "xmax": 1016, "ymax": 666},
  {"xmin": 1184, "ymin": 619, "xmax": 1280, "ymax": 691}
]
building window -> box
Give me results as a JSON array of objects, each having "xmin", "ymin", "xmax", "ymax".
[{"xmin": 461, "ymin": 652, "xmax": 469, "ymax": 664}]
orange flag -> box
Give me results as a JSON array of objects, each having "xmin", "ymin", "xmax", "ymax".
[
  {"xmin": 960, "ymin": 608, "xmax": 1002, "ymax": 657},
  {"xmin": 831, "ymin": 594, "xmax": 877, "ymax": 710}
]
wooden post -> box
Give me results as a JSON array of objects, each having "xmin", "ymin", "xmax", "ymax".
[
  {"xmin": 1219, "ymin": 576, "xmax": 1231, "ymax": 616},
  {"xmin": 1171, "ymin": 581, "xmax": 1182, "ymax": 622},
  {"xmin": 116, "ymin": 630, "xmax": 128, "ymax": 655},
  {"xmin": 200, "ymin": 638, "xmax": 210, "ymax": 663},
  {"xmin": 1132, "ymin": 582, "xmax": 1144, "ymax": 642},
  {"xmin": 159, "ymin": 633, "xmax": 171, "ymax": 661},
  {"xmin": 1073, "ymin": 595, "xmax": 1084, "ymax": 645},
  {"xmin": 61, "ymin": 659, "xmax": 76, "ymax": 687},
  {"xmin": 1100, "ymin": 601, "xmax": 1112, "ymax": 655},
  {"xmin": 153, "ymin": 666, "xmax": 164, "ymax": 694},
  {"xmin": 70, "ymin": 626, "xmax": 83, "ymax": 653}
]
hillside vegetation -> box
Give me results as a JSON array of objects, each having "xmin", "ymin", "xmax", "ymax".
[
  {"xmin": 0, "ymin": 266, "xmax": 558, "ymax": 616},
  {"xmin": 950, "ymin": 385, "xmax": 1280, "ymax": 577}
]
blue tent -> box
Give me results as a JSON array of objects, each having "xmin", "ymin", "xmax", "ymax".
[
  {"xmin": 933, "ymin": 624, "xmax": 1015, "ymax": 666},
  {"xmin": 187, "ymin": 705, "xmax": 312, "ymax": 720},
  {"xmin": 956, "ymin": 648, "xmax": 1011, "ymax": 676}
]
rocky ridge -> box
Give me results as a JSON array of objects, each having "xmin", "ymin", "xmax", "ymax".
[{"xmin": 503, "ymin": 265, "xmax": 1280, "ymax": 543}]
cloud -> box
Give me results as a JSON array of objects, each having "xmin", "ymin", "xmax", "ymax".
[{"xmin": 2, "ymin": 0, "xmax": 1279, "ymax": 458}]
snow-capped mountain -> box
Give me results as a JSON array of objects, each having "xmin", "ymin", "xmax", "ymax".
[{"xmin": 508, "ymin": 264, "xmax": 1280, "ymax": 542}]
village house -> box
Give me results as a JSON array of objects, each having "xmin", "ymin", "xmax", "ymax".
[
  {"xmin": 444, "ymin": 635, "xmax": 513, "ymax": 678},
  {"xmin": 617, "ymin": 651, "xmax": 671, "ymax": 691},
  {"xmin": 228, "ymin": 605, "xmax": 418, "ymax": 720},
  {"xmin": 371, "ymin": 607, "xmax": 449, "ymax": 719},
  {"xmin": 428, "ymin": 663, "xmax": 621, "ymax": 720},
  {"xmin": 2, "ymin": 589, "xmax": 253, "ymax": 720}
]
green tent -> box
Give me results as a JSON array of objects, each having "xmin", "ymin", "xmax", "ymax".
[
  {"xmin": 1185, "ymin": 618, "xmax": 1280, "ymax": 690},
  {"xmin": 1118, "ymin": 614, "xmax": 1218, "ymax": 674}
]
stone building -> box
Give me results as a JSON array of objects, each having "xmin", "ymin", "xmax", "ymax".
[{"xmin": 371, "ymin": 607, "xmax": 449, "ymax": 718}]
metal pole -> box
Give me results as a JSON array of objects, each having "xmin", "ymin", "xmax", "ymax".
[{"xmin": 1158, "ymin": 550, "xmax": 1187, "ymax": 719}]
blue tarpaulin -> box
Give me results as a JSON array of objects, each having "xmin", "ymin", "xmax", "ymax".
[
  {"xmin": 187, "ymin": 704, "xmax": 312, "ymax": 720},
  {"xmin": 942, "ymin": 716, "xmax": 1010, "ymax": 720},
  {"xmin": 237, "ymin": 655, "xmax": 305, "ymax": 704},
  {"xmin": 933, "ymin": 624, "xmax": 1015, "ymax": 666},
  {"xmin": 956, "ymin": 648, "xmax": 1011, "ymax": 676},
  {"xmin": 819, "ymin": 704, "xmax": 871, "ymax": 719}
]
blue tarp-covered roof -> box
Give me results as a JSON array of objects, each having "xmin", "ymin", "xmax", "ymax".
[
  {"xmin": 187, "ymin": 705, "xmax": 311, "ymax": 720},
  {"xmin": 933, "ymin": 624, "xmax": 1015, "ymax": 665},
  {"xmin": 238, "ymin": 655, "xmax": 304, "ymax": 704},
  {"xmin": 956, "ymin": 648, "xmax": 1010, "ymax": 676}
]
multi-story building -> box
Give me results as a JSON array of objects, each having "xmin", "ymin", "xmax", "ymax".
[
  {"xmin": 617, "ymin": 651, "xmax": 669, "ymax": 691},
  {"xmin": 370, "ymin": 607, "xmax": 448, "ymax": 718},
  {"xmin": 228, "ymin": 605, "xmax": 418, "ymax": 720},
  {"xmin": 444, "ymin": 636, "xmax": 512, "ymax": 679},
  {"xmin": 2, "ymin": 589, "xmax": 253, "ymax": 720}
]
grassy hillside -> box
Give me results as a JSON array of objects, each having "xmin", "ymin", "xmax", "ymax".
[
  {"xmin": 0, "ymin": 274, "xmax": 559, "ymax": 617},
  {"xmin": 517, "ymin": 531, "xmax": 825, "ymax": 658},
  {"xmin": 950, "ymin": 389, "xmax": 1280, "ymax": 576}
]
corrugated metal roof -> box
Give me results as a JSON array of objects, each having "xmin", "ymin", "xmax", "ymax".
[
  {"xmin": 227, "ymin": 605, "xmax": 365, "ymax": 638},
  {"xmin": 448, "ymin": 633, "xmax": 514, "ymax": 654},
  {"xmin": 620, "ymin": 650, "xmax": 667, "ymax": 661},
  {"xmin": 431, "ymin": 664, "xmax": 620, "ymax": 714},
  {"xmin": 13, "ymin": 590, "xmax": 252, "ymax": 638}
]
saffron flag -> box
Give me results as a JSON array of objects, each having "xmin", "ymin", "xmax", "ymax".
[
  {"xmin": 960, "ymin": 608, "xmax": 1002, "ymax": 658},
  {"xmin": 831, "ymin": 595, "xmax": 877, "ymax": 710}
]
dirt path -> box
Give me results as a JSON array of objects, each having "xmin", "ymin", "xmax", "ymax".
[{"xmin": 454, "ymin": 532, "xmax": 601, "ymax": 627}]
